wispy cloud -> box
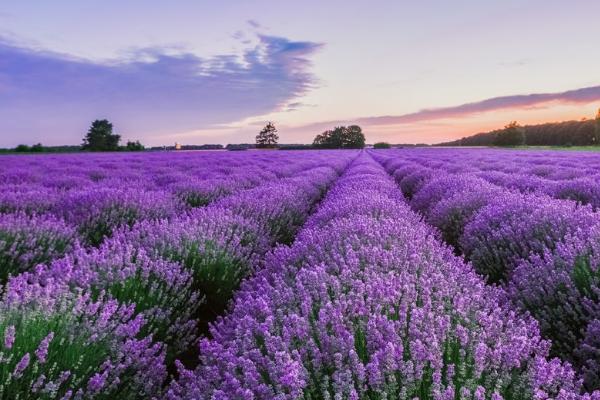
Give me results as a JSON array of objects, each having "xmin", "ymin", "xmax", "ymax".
[
  {"xmin": 247, "ymin": 20, "xmax": 262, "ymax": 29},
  {"xmin": 0, "ymin": 33, "xmax": 322, "ymax": 145},
  {"xmin": 284, "ymin": 101, "xmax": 317, "ymax": 112}
]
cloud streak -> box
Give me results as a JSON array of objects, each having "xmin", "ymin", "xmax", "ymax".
[
  {"xmin": 277, "ymin": 85, "xmax": 600, "ymax": 144},
  {"xmin": 0, "ymin": 33, "xmax": 322, "ymax": 145},
  {"xmin": 355, "ymin": 85, "xmax": 600, "ymax": 126}
]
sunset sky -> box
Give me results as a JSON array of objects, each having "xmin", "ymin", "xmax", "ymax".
[{"xmin": 1, "ymin": 0, "xmax": 599, "ymax": 147}]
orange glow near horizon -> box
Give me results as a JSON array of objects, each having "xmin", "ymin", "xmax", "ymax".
[
  {"xmin": 159, "ymin": 101, "xmax": 600, "ymax": 146},
  {"xmin": 358, "ymin": 101, "xmax": 600, "ymax": 144}
]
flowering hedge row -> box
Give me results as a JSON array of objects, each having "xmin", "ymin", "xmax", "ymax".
[
  {"xmin": 0, "ymin": 151, "xmax": 350, "ymax": 247},
  {"xmin": 168, "ymin": 153, "xmax": 593, "ymax": 399},
  {"xmin": 0, "ymin": 151, "xmax": 354, "ymax": 398},
  {"xmin": 371, "ymin": 148, "xmax": 600, "ymax": 391}
]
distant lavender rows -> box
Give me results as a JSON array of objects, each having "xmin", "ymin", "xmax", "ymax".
[
  {"xmin": 370, "ymin": 148, "xmax": 600, "ymax": 392},
  {"xmin": 0, "ymin": 151, "xmax": 349, "ymax": 244},
  {"xmin": 0, "ymin": 150, "xmax": 355, "ymax": 398}
]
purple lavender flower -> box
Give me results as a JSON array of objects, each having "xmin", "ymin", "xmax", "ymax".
[
  {"xmin": 34, "ymin": 331, "xmax": 54, "ymax": 364},
  {"xmin": 4, "ymin": 324, "xmax": 15, "ymax": 349},
  {"xmin": 578, "ymin": 320, "xmax": 600, "ymax": 391},
  {"xmin": 5, "ymin": 147, "xmax": 600, "ymax": 398},
  {"xmin": 12, "ymin": 352, "xmax": 30, "ymax": 378},
  {"xmin": 0, "ymin": 286, "xmax": 167, "ymax": 398},
  {"xmin": 549, "ymin": 178, "xmax": 600, "ymax": 209},
  {"xmin": 428, "ymin": 182, "xmax": 502, "ymax": 248}
]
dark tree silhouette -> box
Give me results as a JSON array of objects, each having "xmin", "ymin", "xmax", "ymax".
[
  {"xmin": 373, "ymin": 142, "xmax": 391, "ymax": 149},
  {"xmin": 126, "ymin": 140, "xmax": 145, "ymax": 151},
  {"xmin": 82, "ymin": 119, "xmax": 121, "ymax": 151},
  {"xmin": 439, "ymin": 111, "xmax": 600, "ymax": 147},
  {"xmin": 256, "ymin": 122, "xmax": 279, "ymax": 148},
  {"xmin": 313, "ymin": 125, "xmax": 365, "ymax": 149},
  {"xmin": 493, "ymin": 121, "xmax": 525, "ymax": 146},
  {"xmin": 30, "ymin": 143, "xmax": 44, "ymax": 152}
]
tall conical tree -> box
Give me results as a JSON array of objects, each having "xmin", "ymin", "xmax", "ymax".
[{"xmin": 256, "ymin": 122, "xmax": 279, "ymax": 148}]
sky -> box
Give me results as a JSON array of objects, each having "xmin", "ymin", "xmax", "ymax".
[{"xmin": 0, "ymin": 0, "xmax": 599, "ymax": 147}]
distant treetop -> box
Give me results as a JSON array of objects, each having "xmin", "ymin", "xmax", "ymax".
[
  {"xmin": 373, "ymin": 142, "xmax": 391, "ymax": 149},
  {"xmin": 126, "ymin": 140, "xmax": 145, "ymax": 151},
  {"xmin": 493, "ymin": 121, "xmax": 525, "ymax": 147},
  {"xmin": 256, "ymin": 122, "xmax": 279, "ymax": 148},
  {"xmin": 313, "ymin": 125, "xmax": 365, "ymax": 149},
  {"xmin": 82, "ymin": 119, "xmax": 121, "ymax": 151}
]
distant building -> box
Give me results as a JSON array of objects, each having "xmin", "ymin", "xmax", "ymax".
[{"xmin": 175, "ymin": 142, "xmax": 182, "ymax": 150}]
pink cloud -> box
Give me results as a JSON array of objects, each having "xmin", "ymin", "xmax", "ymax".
[
  {"xmin": 284, "ymin": 85, "xmax": 600, "ymax": 135},
  {"xmin": 356, "ymin": 85, "xmax": 600, "ymax": 126}
]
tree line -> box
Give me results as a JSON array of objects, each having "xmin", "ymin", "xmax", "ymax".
[
  {"xmin": 8, "ymin": 119, "xmax": 370, "ymax": 153},
  {"xmin": 439, "ymin": 109, "xmax": 600, "ymax": 147},
  {"xmin": 255, "ymin": 122, "xmax": 366, "ymax": 149},
  {"xmin": 9, "ymin": 119, "xmax": 145, "ymax": 153}
]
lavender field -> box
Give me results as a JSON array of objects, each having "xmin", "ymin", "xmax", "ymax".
[{"xmin": 2, "ymin": 149, "xmax": 600, "ymax": 399}]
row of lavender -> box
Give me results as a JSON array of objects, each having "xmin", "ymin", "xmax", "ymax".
[
  {"xmin": 167, "ymin": 152, "xmax": 596, "ymax": 399},
  {"xmin": 0, "ymin": 151, "xmax": 354, "ymax": 398},
  {"xmin": 0, "ymin": 151, "xmax": 343, "ymax": 246},
  {"xmin": 370, "ymin": 148, "xmax": 600, "ymax": 392},
  {"xmin": 0, "ymin": 151, "xmax": 349, "ymax": 278},
  {"xmin": 383, "ymin": 148, "xmax": 600, "ymax": 208}
]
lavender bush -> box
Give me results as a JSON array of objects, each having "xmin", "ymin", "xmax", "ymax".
[
  {"xmin": 55, "ymin": 187, "xmax": 184, "ymax": 246},
  {"xmin": 0, "ymin": 284, "xmax": 166, "ymax": 399},
  {"xmin": 0, "ymin": 186, "xmax": 62, "ymax": 215},
  {"xmin": 13, "ymin": 241, "xmax": 202, "ymax": 362},
  {"xmin": 370, "ymin": 148, "xmax": 600, "ymax": 392},
  {"xmin": 460, "ymin": 192, "xmax": 595, "ymax": 283},
  {"xmin": 113, "ymin": 207, "xmax": 265, "ymax": 321},
  {"xmin": 509, "ymin": 224, "xmax": 600, "ymax": 390},
  {"xmin": 398, "ymin": 168, "xmax": 434, "ymax": 199},
  {"xmin": 428, "ymin": 183, "xmax": 502, "ymax": 249},
  {"xmin": 549, "ymin": 178, "xmax": 600, "ymax": 209},
  {"xmin": 113, "ymin": 163, "xmax": 343, "ymax": 323},
  {"xmin": 410, "ymin": 173, "xmax": 487, "ymax": 218},
  {"xmin": 0, "ymin": 212, "xmax": 79, "ymax": 283}
]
